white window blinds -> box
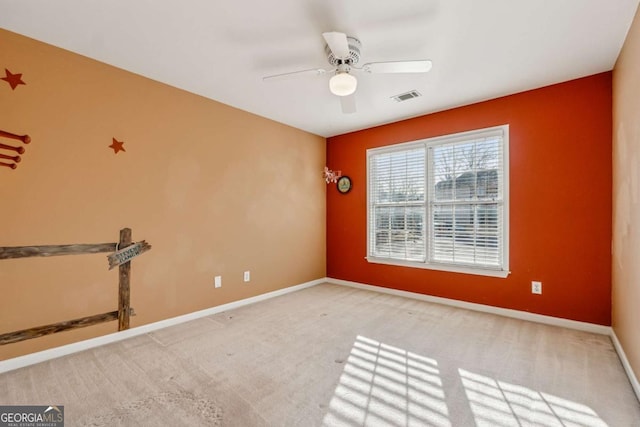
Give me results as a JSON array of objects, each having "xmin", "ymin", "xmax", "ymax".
[
  {"xmin": 367, "ymin": 125, "xmax": 509, "ymax": 276},
  {"xmin": 368, "ymin": 147, "xmax": 426, "ymax": 262},
  {"xmin": 429, "ymin": 130, "xmax": 504, "ymax": 268}
]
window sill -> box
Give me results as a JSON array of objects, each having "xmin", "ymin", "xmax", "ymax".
[{"xmin": 366, "ymin": 256, "xmax": 510, "ymax": 278}]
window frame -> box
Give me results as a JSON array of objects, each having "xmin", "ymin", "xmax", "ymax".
[{"xmin": 366, "ymin": 125, "xmax": 510, "ymax": 278}]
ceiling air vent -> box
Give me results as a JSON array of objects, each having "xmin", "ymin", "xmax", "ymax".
[{"xmin": 392, "ymin": 90, "xmax": 422, "ymax": 102}]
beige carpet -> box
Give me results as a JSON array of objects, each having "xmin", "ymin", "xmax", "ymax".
[{"xmin": 0, "ymin": 283, "xmax": 638, "ymax": 426}]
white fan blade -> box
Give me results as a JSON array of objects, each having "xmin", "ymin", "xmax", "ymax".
[
  {"xmin": 322, "ymin": 32, "xmax": 350, "ymax": 59},
  {"xmin": 340, "ymin": 94, "xmax": 356, "ymax": 114},
  {"xmin": 263, "ymin": 68, "xmax": 327, "ymax": 82},
  {"xmin": 362, "ymin": 60, "xmax": 433, "ymax": 74}
]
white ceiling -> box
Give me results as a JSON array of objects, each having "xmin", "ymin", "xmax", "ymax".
[{"xmin": 1, "ymin": 1, "xmax": 638, "ymax": 137}]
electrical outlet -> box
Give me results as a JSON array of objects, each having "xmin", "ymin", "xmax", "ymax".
[
  {"xmin": 243, "ymin": 271, "xmax": 250, "ymax": 282},
  {"xmin": 532, "ymin": 281, "xmax": 542, "ymax": 295},
  {"xmin": 215, "ymin": 276, "xmax": 222, "ymax": 288}
]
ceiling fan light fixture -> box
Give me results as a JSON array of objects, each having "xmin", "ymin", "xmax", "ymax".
[{"xmin": 329, "ymin": 72, "xmax": 357, "ymax": 96}]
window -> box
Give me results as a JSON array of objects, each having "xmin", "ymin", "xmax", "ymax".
[{"xmin": 367, "ymin": 125, "xmax": 509, "ymax": 277}]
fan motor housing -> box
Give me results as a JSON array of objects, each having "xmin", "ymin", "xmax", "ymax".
[{"xmin": 325, "ymin": 36, "xmax": 361, "ymax": 66}]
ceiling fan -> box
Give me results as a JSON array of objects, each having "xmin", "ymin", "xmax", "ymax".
[{"xmin": 262, "ymin": 32, "xmax": 432, "ymax": 114}]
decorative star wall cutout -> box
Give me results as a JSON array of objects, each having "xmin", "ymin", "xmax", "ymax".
[
  {"xmin": 1, "ymin": 69, "xmax": 26, "ymax": 90},
  {"xmin": 109, "ymin": 138, "xmax": 126, "ymax": 154}
]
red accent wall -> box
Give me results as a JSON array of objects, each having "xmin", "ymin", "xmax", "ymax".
[{"xmin": 327, "ymin": 72, "xmax": 613, "ymax": 325}]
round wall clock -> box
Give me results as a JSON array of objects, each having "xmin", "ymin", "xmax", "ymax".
[{"xmin": 337, "ymin": 176, "xmax": 352, "ymax": 194}]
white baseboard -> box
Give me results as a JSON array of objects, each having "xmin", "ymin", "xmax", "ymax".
[
  {"xmin": 611, "ymin": 329, "xmax": 640, "ymax": 401},
  {"xmin": 326, "ymin": 278, "xmax": 611, "ymax": 335},
  {"xmin": 4, "ymin": 276, "xmax": 639, "ymax": 404},
  {"xmin": 0, "ymin": 278, "xmax": 325, "ymax": 375}
]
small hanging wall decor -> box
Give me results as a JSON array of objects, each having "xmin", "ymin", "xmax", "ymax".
[
  {"xmin": 323, "ymin": 166, "xmax": 342, "ymax": 183},
  {"xmin": 337, "ymin": 176, "xmax": 352, "ymax": 194},
  {"xmin": 0, "ymin": 129, "xmax": 30, "ymax": 170},
  {"xmin": 1, "ymin": 69, "xmax": 26, "ymax": 90},
  {"xmin": 109, "ymin": 138, "xmax": 126, "ymax": 154}
]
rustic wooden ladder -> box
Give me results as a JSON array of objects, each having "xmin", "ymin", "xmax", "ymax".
[{"xmin": 0, "ymin": 228, "xmax": 146, "ymax": 345}]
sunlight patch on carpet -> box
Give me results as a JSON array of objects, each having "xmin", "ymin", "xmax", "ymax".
[
  {"xmin": 459, "ymin": 369, "xmax": 607, "ymax": 427},
  {"xmin": 322, "ymin": 335, "xmax": 452, "ymax": 427}
]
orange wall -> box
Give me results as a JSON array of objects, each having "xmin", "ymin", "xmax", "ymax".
[
  {"xmin": 0, "ymin": 29, "xmax": 326, "ymax": 360},
  {"xmin": 613, "ymin": 5, "xmax": 640, "ymax": 383},
  {"xmin": 327, "ymin": 73, "xmax": 612, "ymax": 325}
]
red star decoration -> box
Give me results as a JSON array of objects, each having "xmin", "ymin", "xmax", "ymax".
[
  {"xmin": 109, "ymin": 138, "xmax": 126, "ymax": 154},
  {"xmin": 1, "ymin": 69, "xmax": 26, "ymax": 90}
]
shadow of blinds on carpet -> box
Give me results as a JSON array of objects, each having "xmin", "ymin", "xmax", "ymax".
[
  {"xmin": 322, "ymin": 335, "xmax": 607, "ymax": 426},
  {"xmin": 322, "ymin": 335, "xmax": 451, "ymax": 426},
  {"xmin": 459, "ymin": 369, "xmax": 607, "ymax": 427}
]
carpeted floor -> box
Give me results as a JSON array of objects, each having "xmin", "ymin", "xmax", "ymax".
[{"xmin": 1, "ymin": 283, "xmax": 638, "ymax": 426}]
